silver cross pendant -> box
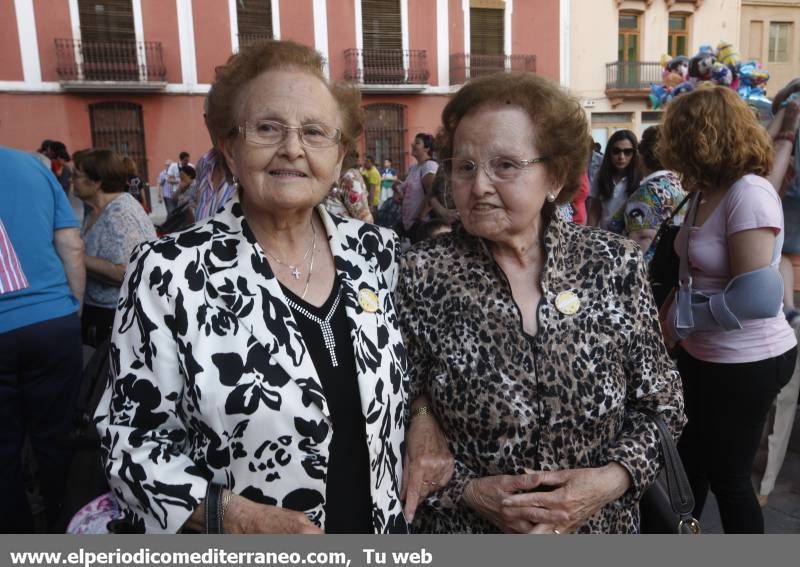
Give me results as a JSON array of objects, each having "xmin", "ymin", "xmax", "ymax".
[{"xmin": 290, "ymin": 266, "xmax": 302, "ymax": 280}]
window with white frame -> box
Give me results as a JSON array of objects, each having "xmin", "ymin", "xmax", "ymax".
[{"xmin": 769, "ymin": 22, "xmax": 792, "ymax": 63}]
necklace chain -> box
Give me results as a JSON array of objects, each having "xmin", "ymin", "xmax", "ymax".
[
  {"xmin": 262, "ymin": 220, "xmax": 317, "ymax": 280},
  {"xmin": 300, "ymin": 239, "xmax": 316, "ymax": 300}
]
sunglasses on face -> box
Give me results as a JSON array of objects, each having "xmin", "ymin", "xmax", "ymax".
[{"xmin": 611, "ymin": 147, "xmax": 635, "ymax": 157}]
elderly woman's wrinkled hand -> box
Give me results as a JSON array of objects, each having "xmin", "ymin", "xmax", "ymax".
[
  {"xmin": 223, "ymin": 495, "xmax": 323, "ymax": 534},
  {"xmin": 462, "ymin": 474, "xmax": 570, "ymax": 533},
  {"xmin": 402, "ymin": 406, "xmax": 455, "ymax": 522},
  {"xmin": 502, "ymin": 464, "xmax": 632, "ymax": 534}
]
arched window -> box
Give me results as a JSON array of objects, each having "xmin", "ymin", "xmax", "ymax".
[
  {"xmin": 89, "ymin": 102, "xmax": 148, "ymax": 180},
  {"xmin": 363, "ymin": 104, "xmax": 407, "ymax": 176}
]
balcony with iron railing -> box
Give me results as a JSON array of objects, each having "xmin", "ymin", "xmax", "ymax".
[
  {"xmin": 236, "ymin": 32, "xmax": 274, "ymax": 51},
  {"xmin": 55, "ymin": 38, "xmax": 167, "ymax": 91},
  {"xmin": 449, "ymin": 53, "xmax": 536, "ymax": 85},
  {"xmin": 344, "ymin": 49, "xmax": 429, "ymax": 92},
  {"xmin": 605, "ymin": 61, "xmax": 663, "ymax": 102}
]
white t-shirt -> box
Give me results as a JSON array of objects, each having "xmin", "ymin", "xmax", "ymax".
[
  {"xmin": 163, "ymin": 162, "xmax": 180, "ymax": 199},
  {"xmin": 591, "ymin": 176, "xmax": 628, "ymax": 230}
]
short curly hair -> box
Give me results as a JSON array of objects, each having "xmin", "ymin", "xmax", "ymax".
[
  {"xmin": 438, "ymin": 72, "xmax": 591, "ymax": 209},
  {"xmin": 658, "ymin": 86, "xmax": 773, "ymax": 190},
  {"xmin": 206, "ymin": 40, "xmax": 363, "ymax": 153}
]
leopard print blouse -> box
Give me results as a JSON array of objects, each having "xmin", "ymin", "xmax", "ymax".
[{"xmin": 396, "ymin": 216, "xmax": 685, "ymax": 534}]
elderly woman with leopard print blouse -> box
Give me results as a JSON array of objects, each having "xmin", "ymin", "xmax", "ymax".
[{"xmin": 397, "ymin": 73, "xmax": 685, "ymax": 534}]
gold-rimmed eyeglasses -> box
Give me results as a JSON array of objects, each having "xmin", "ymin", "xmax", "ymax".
[
  {"xmin": 441, "ymin": 156, "xmax": 549, "ymax": 183},
  {"xmin": 237, "ymin": 119, "xmax": 342, "ymax": 149}
]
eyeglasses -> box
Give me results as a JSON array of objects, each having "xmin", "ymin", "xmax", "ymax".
[
  {"xmin": 441, "ymin": 156, "xmax": 549, "ymax": 183},
  {"xmin": 610, "ymin": 147, "xmax": 635, "ymax": 157},
  {"xmin": 237, "ymin": 119, "xmax": 342, "ymax": 148}
]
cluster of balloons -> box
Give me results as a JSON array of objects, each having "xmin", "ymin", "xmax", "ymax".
[{"xmin": 649, "ymin": 41, "xmax": 771, "ymax": 119}]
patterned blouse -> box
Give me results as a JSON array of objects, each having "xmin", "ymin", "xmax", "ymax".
[
  {"xmin": 82, "ymin": 192, "xmax": 156, "ymax": 308},
  {"xmin": 396, "ymin": 216, "xmax": 685, "ymax": 533},
  {"xmin": 607, "ymin": 170, "xmax": 686, "ymax": 263},
  {"xmin": 323, "ymin": 168, "xmax": 373, "ymax": 222}
]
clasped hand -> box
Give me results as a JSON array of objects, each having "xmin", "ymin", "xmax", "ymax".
[{"xmin": 463, "ymin": 464, "xmax": 631, "ymax": 534}]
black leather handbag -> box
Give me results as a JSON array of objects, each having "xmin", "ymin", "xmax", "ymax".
[
  {"xmin": 638, "ymin": 408, "xmax": 701, "ymax": 534},
  {"xmin": 648, "ymin": 194, "xmax": 692, "ymax": 309}
]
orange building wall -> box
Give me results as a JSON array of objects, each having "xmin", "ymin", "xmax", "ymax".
[
  {"xmin": 0, "ymin": 0, "xmax": 24, "ymax": 81},
  {"xmin": 0, "ymin": 93, "xmax": 93, "ymax": 153},
  {"xmin": 141, "ymin": 0, "xmax": 182, "ymax": 84},
  {"xmin": 193, "ymin": 0, "xmax": 233, "ymax": 84},
  {"xmin": 279, "ymin": 0, "xmax": 315, "ymax": 48},
  {"xmin": 326, "ymin": 0, "xmax": 356, "ymax": 81},
  {"xmin": 139, "ymin": 94, "xmax": 210, "ymax": 183},
  {"xmin": 32, "ymin": 0, "xmax": 72, "ymax": 82},
  {"xmin": 0, "ymin": 92, "xmax": 209, "ymax": 185},
  {"xmin": 513, "ymin": 0, "xmax": 559, "ymax": 81},
  {"xmin": 448, "ymin": 0, "xmax": 464, "ymax": 60},
  {"xmin": 408, "ymin": 0, "xmax": 438, "ymax": 87}
]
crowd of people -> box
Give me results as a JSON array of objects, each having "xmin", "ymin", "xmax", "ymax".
[{"xmin": 1, "ymin": 38, "xmax": 799, "ymax": 535}]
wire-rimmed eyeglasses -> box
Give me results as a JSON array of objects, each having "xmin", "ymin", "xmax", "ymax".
[
  {"xmin": 237, "ymin": 119, "xmax": 342, "ymax": 148},
  {"xmin": 441, "ymin": 156, "xmax": 549, "ymax": 183}
]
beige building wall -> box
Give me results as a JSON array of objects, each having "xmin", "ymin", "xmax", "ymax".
[
  {"xmin": 741, "ymin": 1, "xmax": 800, "ymax": 97},
  {"xmin": 568, "ymin": 0, "xmax": 741, "ymax": 146}
]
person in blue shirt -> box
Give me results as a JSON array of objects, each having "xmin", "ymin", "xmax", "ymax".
[{"xmin": 0, "ymin": 146, "xmax": 85, "ymax": 532}]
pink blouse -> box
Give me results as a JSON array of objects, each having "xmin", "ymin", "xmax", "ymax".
[{"xmin": 674, "ymin": 175, "xmax": 796, "ymax": 363}]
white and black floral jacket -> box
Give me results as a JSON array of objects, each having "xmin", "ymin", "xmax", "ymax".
[{"xmin": 95, "ymin": 196, "xmax": 408, "ymax": 533}]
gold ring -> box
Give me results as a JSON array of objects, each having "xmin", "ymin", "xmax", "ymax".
[{"xmin": 552, "ymin": 528, "xmax": 561, "ymax": 535}]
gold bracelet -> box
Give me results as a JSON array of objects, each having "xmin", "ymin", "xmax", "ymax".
[{"xmin": 411, "ymin": 405, "xmax": 430, "ymax": 419}]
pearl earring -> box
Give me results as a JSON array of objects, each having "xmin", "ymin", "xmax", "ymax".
[
  {"xmin": 546, "ymin": 192, "xmax": 557, "ymax": 203},
  {"xmin": 232, "ymin": 175, "xmax": 240, "ymax": 189}
]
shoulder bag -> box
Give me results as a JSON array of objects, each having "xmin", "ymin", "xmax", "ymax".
[
  {"xmin": 648, "ymin": 193, "xmax": 692, "ymax": 309},
  {"xmin": 638, "ymin": 407, "xmax": 701, "ymax": 534}
]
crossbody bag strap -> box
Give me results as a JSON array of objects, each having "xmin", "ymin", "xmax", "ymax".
[
  {"xmin": 676, "ymin": 193, "xmax": 702, "ymax": 329},
  {"xmin": 651, "ymin": 192, "xmax": 691, "ymax": 248}
]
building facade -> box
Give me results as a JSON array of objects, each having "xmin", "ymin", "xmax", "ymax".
[
  {"xmin": 566, "ymin": 0, "xmax": 741, "ymax": 147},
  {"xmin": 0, "ymin": 0, "xmax": 558, "ymax": 184},
  {"xmin": 740, "ymin": 0, "xmax": 800, "ymax": 97}
]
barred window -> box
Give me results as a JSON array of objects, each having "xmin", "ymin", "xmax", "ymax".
[
  {"xmin": 89, "ymin": 102, "xmax": 149, "ymax": 181},
  {"xmin": 363, "ymin": 104, "xmax": 407, "ymax": 177}
]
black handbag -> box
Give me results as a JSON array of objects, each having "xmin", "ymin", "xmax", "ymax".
[
  {"xmin": 638, "ymin": 408, "xmax": 701, "ymax": 534},
  {"xmin": 648, "ymin": 194, "xmax": 692, "ymax": 309}
]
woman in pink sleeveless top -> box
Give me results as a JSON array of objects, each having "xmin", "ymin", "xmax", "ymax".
[{"xmin": 660, "ymin": 87, "xmax": 797, "ymax": 533}]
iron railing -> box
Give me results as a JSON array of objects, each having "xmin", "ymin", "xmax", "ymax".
[
  {"xmin": 344, "ymin": 48, "xmax": 429, "ymax": 85},
  {"xmin": 55, "ymin": 38, "xmax": 166, "ymax": 82},
  {"xmin": 605, "ymin": 61, "xmax": 663, "ymax": 90},
  {"xmin": 449, "ymin": 53, "xmax": 536, "ymax": 84},
  {"xmin": 237, "ymin": 32, "xmax": 273, "ymax": 51}
]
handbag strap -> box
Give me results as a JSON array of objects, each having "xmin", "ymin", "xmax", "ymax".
[
  {"xmin": 664, "ymin": 191, "xmax": 691, "ymax": 227},
  {"xmin": 650, "ymin": 192, "xmax": 691, "ymax": 252},
  {"xmin": 676, "ymin": 193, "xmax": 703, "ymax": 330},
  {"xmin": 640, "ymin": 407, "xmax": 700, "ymax": 534}
]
